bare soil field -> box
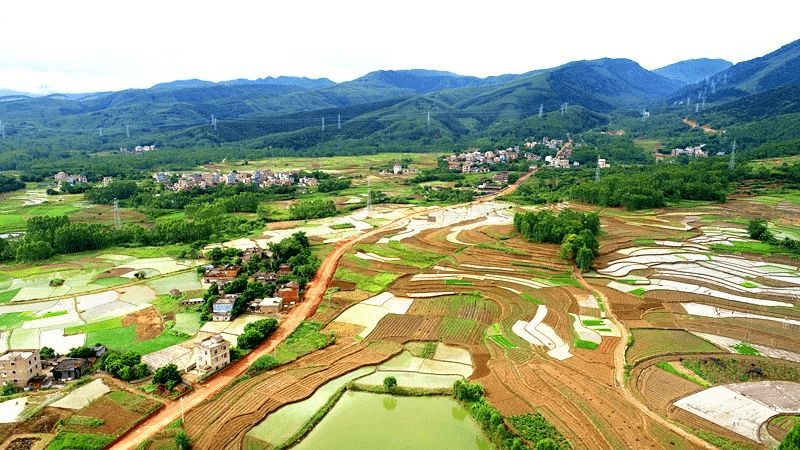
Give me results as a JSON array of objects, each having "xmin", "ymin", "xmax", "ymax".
[{"xmin": 122, "ymin": 307, "xmax": 163, "ymax": 341}]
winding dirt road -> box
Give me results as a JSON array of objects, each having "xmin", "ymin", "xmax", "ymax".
[{"xmin": 575, "ymin": 272, "xmax": 718, "ymax": 450}]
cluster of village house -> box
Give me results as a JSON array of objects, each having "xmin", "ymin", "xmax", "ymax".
[
  {"xmin": 377, "ymin": 163, "xmax": 417, "ymax": 176},
  {"xmin": 119, "ymin": 145, "xmax": 157, "ymax": 156},
  {"xmin": 446, "ymin": 139, "xmax": 599, "ymax": 173},
  {"xmin": 53, "ymin": 172, "xmax": 114, "ymax": 188},
  {"xmin": 153, "ymin": 169, "xmax": 319, "ymax": 191},
  {"xmin": 0, "ymin": 334, "xmax": 233, "ymax": 388},
  {"xmin": 198, "ymin": 247, "xmax": 300, "ymax": 322},
  {"xmin": 668, "ymin": 144, "xmax": 709, "ymax": 157}
]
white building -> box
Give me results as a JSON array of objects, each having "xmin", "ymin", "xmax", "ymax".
[
  {"xmin": 0, "ymin": 350, "xmax": 42, "ymax": 387},
  {"xmin": 195, "ymin": 335, "xmax": 230, "ymax": 373}
]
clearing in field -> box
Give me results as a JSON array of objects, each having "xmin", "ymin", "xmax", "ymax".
[
  {"xmin": 0, "ymin": 397, "xmax": 27, "ymax": 423},
  {"xmin": 332, "ymin": 292, "xmax": 413, "ymax": 338}
]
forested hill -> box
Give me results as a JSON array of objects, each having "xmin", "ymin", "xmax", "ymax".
[
  {"xmin": 654, "ymin": 58, "xmax": 732, "ymax": 85},
  {"xmin": 1, "ymin": 39, "xmax": 800, "ymax": 167}
]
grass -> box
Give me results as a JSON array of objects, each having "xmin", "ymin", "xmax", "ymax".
[
  {"xmin": 634, "ymin": 238, "xmax": 656, "ymax": 245},
  {"xmin": 334, "ymin": 268, "xmax": 398, "ymax": 294},
  {"xmin": 489, "ymin": 334, "xmax": 517, "ymax": 348},
  {"xmin": 711, "ymin": 240, "xmax": 798, "ymax": 258},
  {"xmin": 64, "ymin": 415, "xmax": 105, "ymax": 427},
  {"xmin": 473, "ymin": 242, "xmax": 528, "ymax": 256},
  {"xmin": 0, "ymin": 288, "xmax": 21, "ymax": 303},
  {"xmin": 270, "ymin": 321, "xmax": 334, "ymax": 366},
  {"xmin": 581, "ymin": 319, "xmax": 604, "ymax": 327},
  {"xmin": 626, "ymin": 329, "xmax": 723, "ymax": 363},
  {"xmin": 355, "ymin": 241, "xmax": 445, "ymax": 269},
  {"xmin": 91, "ymin": 276, "xmax": 129, "ymax": 287},
  {"xmin": 655, "ymin": 361, "xmax": 710, "ymax": 387},
  {"xmin": 88, "ymin": 325, "xmax": 138, "ymax": 350},
  {"xmin": 418, "ymin": 341, "xmax": 438, "ymax": 359},
  {"xmin": 520, "ymin": 293, "xmax": 544, "ymax": 305},
  {"xmin": 695, "ymin": 430, "xmax": 760, "ymax": 450},
  {"xmin": 127, "ymin": 330, "xmax": 192, "ymax": 355},
  {"xmin": 0, "ymin": 311, "xmax": 33, "ymax": 330},
  {"xmin": 329, "ymin": 222, "xmax": 355, "ymax": 230},
  {"xmin": 507, "ymin": 412, "xmax": 570, "ymax": 450},
  {"xmin": 739, "ymin": 281, "xmax": 759, "ymax": 288},
  {"xmin": 444, "ymin": 279, "xmax": 473, "ymax": 286},
  {"xmin": 41, "ymin": 310, "xmax": 69, "ymax": 319},
  {"xmin": 574, "ymin": 339, "xmax": 599, "ymax": 350},
  {"xmin": 150, "ymin": 295, "xmax": 184, "ymax": 315},
  {"xmin": 46, "ymin": 432, "xmax": 116, "ymax": 450},
  {"xmin": 629, "ymin": 288, "xmax": 646, "ymax": 296},
  {"xmin": 66, "ymin": 316, "xmax": 122, "ymax": 334},
  {"xmin": 731, "ymin": 342, "xmax": 761, "ymax": 356}
]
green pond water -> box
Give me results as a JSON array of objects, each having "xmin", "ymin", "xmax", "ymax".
[{"xmin": 292, "ymin": 391, "xmax": 493, "ymax": 450}]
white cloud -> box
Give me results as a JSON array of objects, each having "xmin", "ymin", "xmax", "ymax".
[{"xmin": 1, "ymin": 0, "xmax": 798, "ymax": 93}]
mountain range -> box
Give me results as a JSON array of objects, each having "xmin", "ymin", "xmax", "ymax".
[{"xmin": 0, "ymin": 38, "xmax": 798, "ymax": 153}]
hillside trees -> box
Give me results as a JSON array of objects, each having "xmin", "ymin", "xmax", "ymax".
[
  {"xmin": 0, "ymin": 174, "xmax": 24, "ymax": 193},
  {"xmin": 515, "ymin": 209, "xmax": 600, "ymax": 271}
]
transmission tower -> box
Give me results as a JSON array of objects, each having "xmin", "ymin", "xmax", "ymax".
[
  {"xmin": 560, "ymin": 102, "xmax": 568, "ymax": 117},
  {"xmin": 211, "ymin": 115, "xmax": 217, "ymax": 131},
  {"xmin": 126, "ymin": 123, "xmax": 130, "ymax": 138},
  {"xmin": 427, "ymin": 109, "xmax": 430, "ymax": 126},
  {"xmin": 538, "ymin": 104, "xmax": 543, "ymax": 118},
  {"xmin": 337, "ymin": 114, "xmax": 341, "ymax": 130},
  {"xmin": 113, "ymin": 199, "xmax": 122, "ymax": 229},
  {"xmin": 728, "ymin": 140, "xmax": 736, "ymax": 171},
  {"xmin": 0, "ymin": 121, "xmax": 4, "ymax": 139},
  {"xmin": 98, "ymin": 127, "xmax": 103, "ymax": 137},
  {"xmin": 321, "ymin": 117, "xmax": 325, "ymax": 132},
  {"xmin": 595, "ymin": 160, "xmax": 600, "ymax": 182},
  {"xmin": 641, "ymin": 109, "xmax": 649, "ymax": 121},
  {"xmin": 366, "ymin": 178, "xmax": 371, "ymax": 218}
]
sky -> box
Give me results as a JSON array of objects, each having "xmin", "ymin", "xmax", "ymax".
[{"xmin": 2, "ymin": 0, "xmax": 799, "ymax": 94}]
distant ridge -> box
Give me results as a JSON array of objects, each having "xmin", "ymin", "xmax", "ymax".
[{"xmin": 654, "ymin": 58, "xmax": 732, "ymax": 85}]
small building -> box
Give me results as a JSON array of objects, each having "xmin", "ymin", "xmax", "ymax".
[
  {"xmin": 169, "ymin": 288, "xmax": 183, "ymax": 297},
  {"xmin": 212, "ymin": 295, "xmax": 237, "ymax": 321},
  {"xmin": 52, "ymin": 358, "xmax": 88, "ymax": 381},
  {"xmin": 202, "ymin": 265, "xmax": 241, "ymax": 284},
  {"xmin": 0, "ymin": 350, "xmax": 42, "ymax": 388},
  {"xmin": 243, "ymin": 247, "xmax": 273, "ymax": 263},
  {"xmin": 251, "ymin": 272, "xmax": 278, "ymax": 284},
  {"xmin": 92, "ymin": 345, "xmax": 107, "ymax": 359},
  {"xmin": 180, "ymin": 298, "xmax": 205, "ymax": 306},
  {"xmin": 277, "ymin": 263, "xmax": 292, "ymax": 277},
  {"xmin": 277, "ymin": 281, "xmax": 300, "ymax": 304},
  {"xmin": 257, "ymin": 297, "xmax": 283, "ymax": 314},
  {"xmin": 195, "ymin": 335, "xmax": 230, "ymax": 373}
]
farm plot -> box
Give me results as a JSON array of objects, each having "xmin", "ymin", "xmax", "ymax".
[
  {"xmin": 674, "ymin": 382, "xmax": 800, "ymax": 443},
  {"xmin": 146, "ymin": 271, "xmax": 202, "ymax": 295},
  {"xmin": 626, "ymin": 328, "xmax": 723, "ymax": 364},
  {"xmin": 681, "ymin": 302, "xmax": 800, "ymax": 327},
  {"xmin": 141, "ymin": 343, "xmax": 195, "ymax": 372},
  {"xmin": 50, "ymin": 379, "xmax": 111, "ymax": 410},
  {"xmin": 511, "ymin": 305, "xmax": 572, "ymax": 360},
  {"xmin": 117, "ymin": 257, "xmax": 195, "ymax": 278},
  {"xmin": 378, "ymin": 202, "xmax": 511, "ymax": 243},
  {"xmin": 39, "ymin": 328, "xmax": 86, "ymax": 354},
  {"xmin": 690, "ymin": 331, "xmax": 800, "ymax": 363},
  {"xmin": 355, "ymin": 347, "xmax": 472, "ymax": 389},
  {"xmin": 0, "ymin": 397, "xmax": 27, "ymax": 423},
  {"xmin": 245, "ymin": 367, "xmax": 376, "ymax": 448},
  {"xmin": 332, "ymin": 292, "xmax": 413, "ymax": 339}
]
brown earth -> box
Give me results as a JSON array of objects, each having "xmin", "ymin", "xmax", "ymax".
[{"xmin": 122, "ymin": 307, "xmax": 163, "ymax": 341}]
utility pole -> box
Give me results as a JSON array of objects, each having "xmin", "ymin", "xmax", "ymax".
[
  {"xmin": 595, "ymin": 159, "xmax": 601, "ymax": 182},
  {"xmin": 126, "ymin": 123, "xmax": 130, "ymax": 138},
  {"xmin": 113, "ymin": 199, "xmax": 121, "ymax": 229}
]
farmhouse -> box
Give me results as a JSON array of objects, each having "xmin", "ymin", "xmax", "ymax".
[
  {"xmin": 254, "ymin": 297, "xmax": 283, "ymax": 314},
  {"xmin": 195, "ymin": 335, "xmax": 230, "ymax": 373},
  {"xmin": 203, "ymin": 264, "xmax": 241, "ymax": 284},
  {"xmin": 52, "ymin": 358, "xmax": 88, "ymax": 381},
  {"xmin": 243, "ymin": 247, "xmax": 273, "ymax": 263},
  {"xmin": 277, "ymin": 281, "xmax": 300, "ymax": 304},
  {"xmin": 212, "ymin": 295, "xmax": 237, "ymax": 321},
  {"xmin": 251, "ymin": 272, "xmax": 278, "ymax": 283},
  {"xmin": 0, "ymin": 350, "xmax": 42, "ymax": 388}
]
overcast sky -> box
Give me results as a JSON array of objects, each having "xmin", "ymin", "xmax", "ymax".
[{"xmin": 2, "ymin": 0, "xmax": 798, "ymax": 94}]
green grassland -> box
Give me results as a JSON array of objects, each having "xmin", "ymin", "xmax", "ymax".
[
  {"xmin": 333, "ymin": 268, "xmax": 399, "ymax": 293},
  {"xmin": 354, "ymin": 241, "xmax": 445, "ymax": 269},
  {"xmin": 655, "ymin": 361, "xmax": 710, "ymax": 387}
]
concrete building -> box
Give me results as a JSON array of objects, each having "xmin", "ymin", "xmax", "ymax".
[
  {"xmin": 257, "ymin": 297, "xmax": 283, "ymax": 314},
  {"xmin": 212, "ymin": 295, "xmax": 237, "ymax": 321},
  {"xmin": 0, "ymin": 350, "xmax": 42, "ymax": 388},
  {"xmin": 195, "ymin": 335, "xmax": 230, "ymax": 373}
]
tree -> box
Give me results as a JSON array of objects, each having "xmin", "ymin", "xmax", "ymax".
[
  {"xmin": 383, "ymin": 376, "xmax": 398, "ymax": 390},
  {"xmin": 535, "ymin": 438, "xmax": 559, "ymax": 450},
  {"xmin": 174, "ymin": 429, "xmax": 191, "ymax": 450},
  {"xmin": 1, "ymin": 382, "xmax": 16, "ymax": 396},
  {"xmin": 40, "ymin": 347, "xmax": 56, "ymax": 359},
  {"xmin": 779, "ymin": 423, "xmax": 800, "ymax": 450},
  {"xmin": 153, "ymin": 364, "xmax": 182, "ymax": 386}
]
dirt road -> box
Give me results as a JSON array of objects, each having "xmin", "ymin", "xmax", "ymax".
[
  {"xmin": 575, "ymin": 272, "xmax": 718, "ymax": 450},
  {"xmin": 109, "ymin": 173, "xmax": 533, "ymax": 450}
]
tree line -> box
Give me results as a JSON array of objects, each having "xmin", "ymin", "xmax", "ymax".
[{"xmin": 514, "ymin": 209, "xmax": 600, "ymax": 271}]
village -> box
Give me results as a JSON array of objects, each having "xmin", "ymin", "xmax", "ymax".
[{"xmin": 152, "ymin": 169, "xmax": 320, "ymax": 191}]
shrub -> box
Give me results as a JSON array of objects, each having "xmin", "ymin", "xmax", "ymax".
[{"xmin": 383, "ymin": 376, "xmax": 398, "ymax": 391}]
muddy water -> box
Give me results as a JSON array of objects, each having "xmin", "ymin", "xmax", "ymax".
[{"xmin": 292, "ymin": 391, "xmax": 493, "ymax": 450}]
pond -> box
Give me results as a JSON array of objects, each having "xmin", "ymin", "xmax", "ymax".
[{"xmin": 292, "ymin": 391, "xmax": 493, "ymax": 450}]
